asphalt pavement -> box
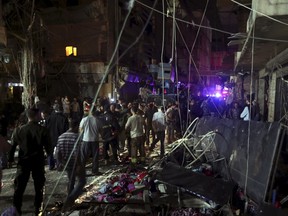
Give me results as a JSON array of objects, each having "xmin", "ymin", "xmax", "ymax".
[
  {"xmin": 0, "ymin": 164, "xmax": 70, "ymax": 215},
  {"xmin": 0, "ymin": 151, "xmax": 162, "ymax": 216}
]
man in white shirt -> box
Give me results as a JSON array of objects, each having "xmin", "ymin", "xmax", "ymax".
[
  {"xmin": 240, "ymin": 100, "xmax": 250, "ymax": 121},
  {"xmin": 79, "ymin": 109, "xmax": 102, "ymax": 175},
  {"xmin": 149, "ymin": 106, "xmax": 166, "ymax": 158},
  {"xmin": 125, "ymin": 105, "xmax": 145, "ymax": 164}
]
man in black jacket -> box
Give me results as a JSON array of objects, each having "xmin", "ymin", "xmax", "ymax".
[
  {"xmin": 45, "ymin": 105, "xmax": 69, "ymax": 170},
  {"xmin": 99, "ymin": 105, "xmax": 120, "ymax": 165},
  {"xmin": 8, "ymin": 108, "xmax": 53, "ymax": 215}
]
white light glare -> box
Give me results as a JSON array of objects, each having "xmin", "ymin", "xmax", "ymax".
[
  {"xmin": 215, "ymin": 92, "xmax": 221, "ymax": 98},
  {"xmin": 128, "ymin": 0, "xmax": 135, "ymax": 10},
  {"xmin": 8, "ymin": 83, "xmax": 24, "ymax": 87}
]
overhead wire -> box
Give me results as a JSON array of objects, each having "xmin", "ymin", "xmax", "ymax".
[
  {"xmin": 167, "ymin": 0, "xmax": 223, "ymax": 120},
  {"xmin": 43, "ymin": 1, "xmax": 136, "ymax": 211},
  {"xmin": 173, "ymin": 19, "xmax": 184, "ymax": 135},
  {"xmin": 110, "ymin": 0, "xmax": 159, "ymax": 84},
  {"xmin": 164, "ymin": 0, "xmax": 209, "ymax": 129},
  {"xmin": 164, "ymin": 0, "xmax": 205, "ymax": 133},
  {"xmin": 189, "ymin": 0, "xmax": 209, "ymax": 55},
  {"xmin": 244, "ymin": 13, "xmax": 256, "ymax": 212},
  {"xmin": 144, "ymin": 0, "xmax": 264, "ymax": 193},
  {"xmin": 164, "ymin": 0, "xmax": 182, "ymax": 133},
  {"xmin": 10, "ymin": 0, "xmax": 288, "ymax": 48},
  {"xmin": 44, "ymin": 0, "xmax": 162, "ymax": 211},
  {"xmin": 135, "ymin": 0, "xmax": 288, "ymax": 43},
  {"xmin": 36, "ymin": 0, "xmax": 288, "ymax": 210},
  {"xmin": 187, "ymin": 0, "xmax": 209, "ymax": 127},
  {"xmin": 174, "ymin": 22, "xmax": 200, "ymax": 81},
  {"xmin": 170, "ymin": 0, "xmax": 176, "ymax": 63},
  {"xmin": 160, "ymin": 0, "xmax": 166, "ymax": 110}
]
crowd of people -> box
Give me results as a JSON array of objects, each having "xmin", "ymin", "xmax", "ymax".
[{"xmin": 0, "ymin": 92, "xmax": 262, "ymax": 215}]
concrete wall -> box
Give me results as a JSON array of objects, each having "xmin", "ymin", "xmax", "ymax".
[
  {"xmin": 42, "ymin": 2, "xmax": 108, "ymax": 62},
  {"xmin": 253, "ymin": 0, "xmax": 288, "ymax": 16}
]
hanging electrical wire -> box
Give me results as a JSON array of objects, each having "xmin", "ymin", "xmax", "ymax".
[
  {"xmin": 167, "ymin": 0, "xmax": 223, "ymax": 120},
  {"xmin": 161, "ymin": 0, "xmax": 166, "ymax": 110},
  {"xmin": 170, "ymin": 0, "xmax": 176, "ymax": 64},
  {"xmin": 243, "ymin": 18, "xmax": 255, "ymax": 214},
  {"xmin": 44, "ymin": 0, "xmax": 161, "ymax": 212},
  {"xmin": 43, "ymin": 1, "xmax": 137, "ymax": 212},
  {"xmin": 165, "ymin": 0, "xmax": 206, "ymax": 127},
  {"xmin": 189, "ymin": 0, "xmax": 209, "ymax": 54},
  {"xmin": 174, "ymin": 24, "xmax": 199, "ymax": 122},
  {"xmin": 110, "ymin": 0, "xmax": 159, "ymax": 83},
  {"xmin": 173, "ymin": 21, "xmax": 184, "ymax": 135},
  {"xmin": 188, "ymin": 0, "xmax": 209, "ymax": 126},
  {"xmin": 135, "ymin": 0, "xmax": 288, "ymax": 43}
]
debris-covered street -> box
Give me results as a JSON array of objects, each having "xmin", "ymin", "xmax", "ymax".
[
  {"xmin": 1, "ymin": 0, "xmax": 288, "ymax": 215},
  {"xmin": 1, "ymin": 117, "xmax": 288, "ymax": 216}
]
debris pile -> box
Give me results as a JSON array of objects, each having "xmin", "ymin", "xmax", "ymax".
[
  {"xmin": 88, "ymin": 169, "xmax": 149, "ymax": 203},
  {"xmin": 47, "ymin": 117, "xmax": 288, "ymax": 216}
]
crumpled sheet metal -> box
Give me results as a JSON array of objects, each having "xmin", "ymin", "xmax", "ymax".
[
  {"xmin": 195, "ymin": 116, "xmax": 282, "ymax": 203},
  {"xmin": 156, "ymin": 162, "xmax": 235, "ymax": 206}
]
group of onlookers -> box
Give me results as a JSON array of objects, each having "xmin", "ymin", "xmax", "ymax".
[
  {"xmin": 0, "ymin": 92, "xmax": 263, "ymax": 215},
  {"xmin": 0, "ymin": 95, "xmax": 175, "ymax": 214},
  {"xmin": 187, "ymin": 95, "xmax": 262, "ymax": 123}
]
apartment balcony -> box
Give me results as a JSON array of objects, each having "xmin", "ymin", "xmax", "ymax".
[{"xmin": 233, "ymin": 0, "xmax": 288, "ymax": 71}]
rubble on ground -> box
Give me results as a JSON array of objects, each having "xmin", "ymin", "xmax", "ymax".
[{"xmin": 46, "ymin": 117, "xmax": 288, "ymax": 216}]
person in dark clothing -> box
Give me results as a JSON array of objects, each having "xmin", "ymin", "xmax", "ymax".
[
  {"xmin": 0, "ymin": 134, "xmax": 11, "ymax": 193},
  {"xmin": 45, "ymin": 106, "xmax": 69, "ymax": 170},
  {"xmin": 165, "ymin": 103, "xmax": 177, "ymax": 144},
  {"xmin": 251, "ymin": 100, "xmax": 261, "ymax": 121},
  {"xmin": 117, "ymin": 102, "xmax": 131, "ymax": 152},
  {"xmin": 99, "ymin": 105, "xmax": 120, "ymax": 165},
  {"xmin": 8, "ymin": 108, "xmax": 53, "ymax": 215},
  {"xmin": 0, "ymin": 112, "xmax": 8, "ymax": 137},
  {"xmin": 228, "ymin": 102, "xmax": 241, "ymax": 120},
  {"xmin": 144, "ymin": 102, "xmax": 157, "ymax": 147},
  {"xmin": 0, "ymin": 112, "xmax": 9, "ymax": 170},
  {"xmin": 200, "ymin": 97, "xmax": 211, "ymax": 117},
  {"xmin": 189, "ymin": 99, "xmax": 202, "ymax": 124}
]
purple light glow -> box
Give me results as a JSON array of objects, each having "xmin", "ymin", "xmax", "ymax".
[{"xmin": 215, "ymin": 92, "xmax": 222, "ymax": 98}]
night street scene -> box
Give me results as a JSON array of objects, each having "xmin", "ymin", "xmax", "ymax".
[{"xmin": 1, "ymin": 0, "xmax": 288, "ymax": 216}]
